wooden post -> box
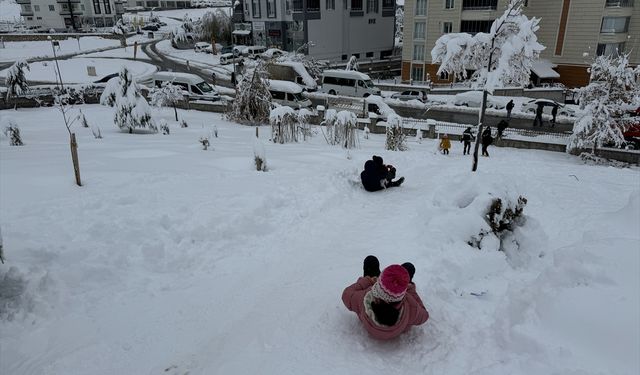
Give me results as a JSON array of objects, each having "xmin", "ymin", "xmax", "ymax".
[
  {"xmin": 255, "ymin": 127, "xmax": 259, "ymax": 138},
  {"xmin": 70, "ymin": 133, "xmax": 82, "ymax": 186},
  {"xmin": 134, "ymin": 41, "xmax": 138, "ymax": 60}
]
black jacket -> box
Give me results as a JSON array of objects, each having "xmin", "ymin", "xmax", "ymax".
[{"xmin": 361, "ymin": 157, "xmax": 388, "ymax": 192}]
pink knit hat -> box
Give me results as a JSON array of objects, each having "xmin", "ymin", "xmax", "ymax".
[{"xmin": 371, "ymin": 265, "xmax": 410, "ymax": 303}]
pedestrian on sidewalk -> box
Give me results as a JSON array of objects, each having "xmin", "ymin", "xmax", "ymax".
[{"xmin": 506, "ymin": 100, "xmax": 514, "ymax": 120}]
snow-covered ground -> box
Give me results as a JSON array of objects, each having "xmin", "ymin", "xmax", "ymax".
[
  {"xmin": 0, "ymin": 105, "xmax": 638, "ymax": 374},
  {"xmin": 0, "ymin": 37, "xmax": 122, "ymax": 63},
  {"xmin": 80, "ymin": 46, "xmax": 151, "ymax": 60},
  {"xmin": 0, "ymin": 57, "xmax": 157, "ymax": 84}
]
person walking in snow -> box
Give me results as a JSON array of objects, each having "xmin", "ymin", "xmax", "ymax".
[
  {"xmin": 342, "ymin": 256, "xmax": 429, "ymax": 340},
  {"xmin": 481, "ymin": 126, "xmax": 493, "ymax": 157},
  {"xmin": 461, "ymin": 127, "xmax": 473, "ymax": 155},
  {"xmin": 506, "ymin": 100, "xmax": 514, "ymax": 120},
  {"xmin": 497, "ymin": 120, "xmax": 508, "ymax": 140},
  {"xmin": 439, "ymin": 134, "xmax": 451, "ymax": 155},
  {"xmin": 533, "ymin": 104, "xmax": 544, "ymax": 127},
  {"xmin": 360, "ymin": 155, "xmax": 404, "ymax": 192},
  {"xmin": 551, "ymin": 105, "xmax": 558, "ymax": 127}
]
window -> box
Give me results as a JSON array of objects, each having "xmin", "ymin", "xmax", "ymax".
[
  {"xmin": 415, "ymin": 0, "xmax": 426, "ymax": 16},
  {"xmin": 413, "ymin": 44, "xmax": 425, "ymax": 60},
  {"xmin": 460, "ymin": 20, "xmax": 492, "ymax": 34},
  {"xmin": 597, "ymin": 42, "xmax": 625, "ymax": 56},
  {"xmin": 93, "ymin": 0, "xmax": 101, "ymax": 14},
  {"xmin": 351, "ymin": 0, "xmax": 363, "ymax": 10},
  {"xmin": 49, "ymin": 5, "xmax": 55, "ymax": 11},
  {"xmin": 414, "ymin": 22, "xmax": 425, "ymax": 39},
  {"xmin": 366, "ymin": 0, "xmax": 378, "ymax": 12},
  {"xmin": 252, "ymin": 0, "xmax": 261, "ymax": 17},
  {"xmin": 308, "ymin": 0, "xmax": 320, "ymax": 10},
  {"xmin": 382, "ymin": 0, "xmax": 394, "ymax": 7},
  {"xmin": 34, "ymin": 5, "xmax": 40, "ymax": 11},
  {"xmin": 411, "ymin": 65, "xmax": 424, "ymax": 82},
  {"xmin": 523, "ymin": 0, "xmax": 528, "ymax": 6},
  {"xmin": 462, "ymin": 0, "xmax": 497, "ymax": 10},
  {"xmin": 439, "ymin": 71, "xmax": 449, "ymax": 80},
  {"xmin": 267, "ymin": 0, "xmax": 276, "ymax": 17},
  {"xmin": 601, "ymin": 17, "xmax": 630, "ymax": 33},
  {"xmin": 27, "ymin": 16, "xmax": 33, "ymax": 20},
  {"xmin": 22, "ymin": 4, "xmax": 32, "ymax": 12},
  {"xmin": 103, "ymin": 0, "xmax": 111, "ymax": 14},
  {"xmin": 341, "ymin": 54, "xmax": 348, "ymax": 60},
  {"xmin": 366, "ymin": 51, "xmax": 374, "ymax": 57},
  {"xmin": 445, "ymin": 0, "xmax": 454, "ymax": 8},
  {"xmin": 37, "ymin": 16, "xmax": 42, "ymax": 19},
  {"xmin": 368, "ymin": 18, "xmax": 376, "ymax": 24},
  {"xmin": 606, "ymin": 0, "xmax": 634, "ymax": 7},
  {"xmin": 443, "ymin": 22, "xmax": 452, "ymax": 33},
  {"xmin": 326, "ymin": 0, "xmax": 335, "ymax": 9},
  {"xmin": 81, "ymin": 4, "xmax": 85, "ymax": 10},
  {"xmin": 353, "ymin": 53, "xmax": 360, "ymax": 58}
]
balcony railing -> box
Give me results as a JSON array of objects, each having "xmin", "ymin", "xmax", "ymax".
[
  {"xmin": 59, "ymin": 9, "xmax": 84, "ymax": 15},
  {"xmin": 56, "ymin": 0, "xmax": 81, "ymax": 3},
  {"xmin": 462, "ymin": 0, "xmax": 497, "ymax": 10},
  {"xmin": 16, "ymin": 0, "xmax": 31, "ymax": 4},
  {"xmin": 292, "ymin": 0, "xmax": 303, "ymax": 11},
  {"xmin": 606, "ymin": 0, "xmax": 634, "ymax": 7}
]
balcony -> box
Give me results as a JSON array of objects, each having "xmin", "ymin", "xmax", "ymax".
[
  {"xmin": 16, "ymin": 0, "xmax": 31, "ymax": 4},
  {"xmin": 606, "ymin": 0, "xmax": 634, "ymax": 7},
  {"xmin": 59, "ymin": 9, "xmax": 84, "ymax": 15},
  {"xmin": 462, "ymin": 0, "xmax": 497, "ymax": 10},
  {"xmin": 56, "ymin": 0, "xmax": 81, "ymax": 3}
]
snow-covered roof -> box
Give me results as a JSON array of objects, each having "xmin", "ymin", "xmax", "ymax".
[
  {"xmin": 266, "ymin": 79, "xmax": 303, "ymax": 93},
  {"xmin": 232, "ymin": 30, "xmax": 251, "ymax": 35},
  {"xmin": 322, "ymin": 69, "xmax": 372, "ymax": 80},
  {"xmin": 531, "ymin": 59, "xmax": 560, "ymax": 79},
  {"xmin": 273, "ymin": 61, "xmax": 317, "ymax": 89}
]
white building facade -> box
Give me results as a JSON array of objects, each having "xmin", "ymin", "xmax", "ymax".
[
  {"xmin": 18, "ymin": 0, "xmax": 126, "ymax": 31},
  {"xmin": 244, "ymin": 0, "xmax": 397, "ymax": 61}
]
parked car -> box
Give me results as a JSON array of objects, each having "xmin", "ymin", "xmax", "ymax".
[
  {"xmin": 232, "ymin": 45, "xmax": 249, "ymax": 57},
  {"xmin": 219, "ymin": 53, "xmax": 244, "ymax": 65},
  {"xmin": 261, "ymin": 48, "xmax": 285, "ymax": 60},
  {"xmin": 453, "ymin": 91, "xmax": 506, "ymax": 109},
  {"xmin": 319, "ymin": 70, "xmax": 380, "ymax": 97},
  {"xmin": 391, "ymin": 90, "xmax": 428, "ymax": 103},
  {"xmin": 267, "ymin": 79, "xmax": 313, "ymax": 109},
  {"xmin": 153, "ymin": 72, "xmax": 221, "ymax": 102},
  {"xmin": 141, "ymin": 23, "xmax": 160, "ymax": 31},
  {"xmin": 521, "ymin": 99, "xmax": 575, "ymax": 117},
  {"xmin": 194, "ymin": 42, "xmax": 212, "ymax": 53},
  {"xmin": 244, "ymin": 46, "xmax": 267, "ymax": 59},
  {"xmin": 622, "ymin": 107, "xmax": 640, "ymax": 149},
  {"xmin": 220, "ymin": 45, "xmax": 234, "ymax": 55}
]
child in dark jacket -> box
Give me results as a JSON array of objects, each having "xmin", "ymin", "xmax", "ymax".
[{"xmin": 360, "ymin": 155, "xmax": 404, "ymax": 192}]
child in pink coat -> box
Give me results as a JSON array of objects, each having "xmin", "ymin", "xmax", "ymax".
[{"xmin": 342, "ymin": 256, "xmax": 429, "ymax": 340}]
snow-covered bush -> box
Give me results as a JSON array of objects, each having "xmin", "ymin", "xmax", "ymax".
[
  {"xmin": 253, "ymin": 138, "xmax": 267, "ymax": 171},
  {"xmin": 199, "ymin": 136, "xmax": 210, "ymax": 150},
  {"xmin": 345, "ymin": 56, "xmax": 359, "ymax": 71},
  {"xmin": 112, "ymin": 19, "xmax": 127, "ymax": 35},
  {"xmin": 173, "ymin": 14, "xmax": 196, "ymax": 43},
  {"xmin": 160, "ymin": 119, "xmax": 170, "ymax": 135},
  {"xmin": 469, "ymin": 194, "xmax": 528, "ymax": 252},
  {"xmin": 364, "ymin": 125, "xmax": 370, "ymax": 139},
  {"xmin": 270, "ymin": 106, "xmax": 300, "ymax": 144},
  {"xmin": 100, "ymin": 67, "xmax": 156, "ymax": 134},
  {"xmin": 91, "ymin": 125, "xmax": 102, "ymax": 139},
  {"xmin": 567, "ymin": 53, "xmax": 640, "ymax": 153},
  {"xmin": 79, "ymin": 110, "xmax": 89, "ymax": 128},
  {"xmin": 2, "ymin": 117, "xmax": 24, "ymax": 146},
  {"xmin": 335, "ymin": 110, "xmax": 358, "ymax": 149},
  {"xmin": 199, "ymin": 10, "xmax": 231, "ymax": 47},
  {"xmin": 322, "ymin": 109, "xmax": 339, "ymax": 145},
  {"xmin": 297, "ymin": 108, "xmax": 314, "ymax": 141},
  {"xmin": 385, "ymin": 114, "xmax": 407, "ymax": 151},
  {"xmin": 180, "ymin": 119, "xmax": 188, "ymax": 128},
  {"xmin": 227, "ymin": 61, "xmax": 272, "ymax": 124},
  {"xmin": 4, "ymin": 60, "xmax": 29, "ymax": 101},
  {"xmin": 149, "ymin": 82, "xmax": 183, "ymax": 121}
]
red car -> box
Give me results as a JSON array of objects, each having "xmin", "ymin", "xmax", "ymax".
[{"xmin": 623, "ymin": 107, "xmax": 640, "ymax": 149}]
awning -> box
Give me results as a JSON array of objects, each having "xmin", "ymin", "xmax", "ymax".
[
  {"xmin": 232, "ymin": 30, "xmax": 251, "ymax": 35},
  {"xmin": 531, "ymin": 59, "xmax": 560, "ymax": 79}
]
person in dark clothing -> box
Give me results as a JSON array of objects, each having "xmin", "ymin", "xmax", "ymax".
[
  {"xmin": 481, "ymin": 126, "xmax": 493, "ymax": 157},
  {"xmin": 551, "ymin": 105, "xmax": 558, "ymax": 127},
  {"xmin": 360, "ymin": 155, "xmax": 405, "ymax": 192},
  {"xmin": 460, "ymin": 127, "xmax": 474, "ymax": 155},
  {"xmin": 506, "ymin": 100, "xmax": 514, "ymax": 120},
  {"xmin": 533, "ymin": 104, "xmax": 544, "ymax": 127},
  {"xmin": 497, "ymin": 120, "xmax": 508, "ymax": 139}
]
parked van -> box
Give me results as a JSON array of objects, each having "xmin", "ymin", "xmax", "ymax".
[
  {"xmin": 319, "ymin": 70, "xmax": 380, "ymax": 97},
  {"xmin": 220, "ymin": 53, "xmax": 243, "ymax": 65},
  {"xmin": 245, "ymin": 46, "xmax": 267, "ymax": 59},
  {"xmin": 153, "ymin": 72, "xmax": 221, "ymax": 102},
  {"xmin": 267, "ymin": 79, "xmax": 312, "ymax": 109},
  {"xmin": 266, "ymin": 62, "xmax": 317, "ymax": 92}
]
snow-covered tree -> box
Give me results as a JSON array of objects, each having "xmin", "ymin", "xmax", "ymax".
[
  {"xmin": 150, "ymin": 81, "xmax": 183, "ymax": 121},
  {"xmin": 567, "ymin": 53, "xmax": 640, "ymax": 153},
  {"xmin": 270, "ymin": 106, "xmax": 300, "ymax": 144},
  {"xmin": 100, "ymin": 67, "xmax": 156, "ymax": 133},
  {"xmin": 5, "ymin": 60, "xmax": 29, "ymax": 102},
  {"xmin": 385, "ymin": 114, "xmax": 407, "ymax": 151},
  {"xmin": 199, "ymin": 10, "xmax": 232, "ymax": 47},
  {"xmin": 160, "ymin": 119, "xmax": 170, "ymax": 135},
  {"xmin": 173, "ymin": 14, "xmax": 195, "ymax": 43},
  {"xmin": 395, "ymin": 7, "xmax": 404, "ymax": 41},
  {"xmin": 345, "ymin": 56, "xmax": 359, "ymax": 72},
  {"xmin": 112, "ymin": 19, "xmax": 127, "ymax": 35},
  {"xmin": 1, "ymin": 117, "xmax": 23, "ymax": 146},
  {"xmin": 54, "ymin": 91, "xmax": 83, "ymax": 186},
  {"xmin": 227, "ymin": 61, "xmax": 272, "ymax": 124},
  {"xmin": 322, "ymin": 109, "xmax": 339, "ymax": 145},
  {"xmin": 253, "ymin": 138, "xmax": 267, "ymax": 171},
  {"xmin": 431, "ymin": 0, "xmax": 544, "ymax": 171}
]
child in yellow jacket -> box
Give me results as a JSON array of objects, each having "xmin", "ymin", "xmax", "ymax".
[{"xmin": 439, "ymin": 134, "xmax": 451, "ymax": 155}]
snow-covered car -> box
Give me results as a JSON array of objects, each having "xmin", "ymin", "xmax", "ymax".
[
  {"xmin": 219, "ymin": 53, "xmax": 243, "ymax": 65},
  {"xmin": 233, "ymin": 45, "xmax": 249, "ymax": 57},
  {"xmin": 521, "ymin": 99, "xmax": 575, "ymax": 117},
  {"xmin": 453, "ymin": 91, "xmax": 506, "ymax": 109},
  {"xmin": 391, "ymin": 90, "xmax": 428, "ymax": 103},
  {"xmin": 261, "ymin": 48, "xmax": 285, "ymax": 60},
  {"xmin": 194, "ymin": 42, "xmax": 212, "ymax": 53},
  {"xmin": 141, "ymin": 23, "xmax": 160, "ymax": 31}
]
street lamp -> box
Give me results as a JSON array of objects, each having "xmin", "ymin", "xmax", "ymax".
[{"xmin": 48, "ymin": 36, "xmax": 64, "ymax": 90}]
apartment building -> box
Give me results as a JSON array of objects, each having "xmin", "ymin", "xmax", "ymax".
[
  {"xmin": 242, "ymin": 0, "xmax": 396, "ymax": 61},
  {"xmin": 402, "ymin": 0, "xmax": 640, "ymax": 87},
  {"xmin": 125, "ymin": 0, "xmax": 192, "ymax": 9},
  {"xmin": 18, "ymin": 0, "xmax": 126, "ymax": 31}
]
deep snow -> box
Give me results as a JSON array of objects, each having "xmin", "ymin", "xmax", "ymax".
[{"xmin": 0, "ymin": 105, "xmax": 638, "ymax": 375}]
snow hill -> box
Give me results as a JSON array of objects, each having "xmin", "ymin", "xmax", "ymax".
[{"xmin": 0, "ymin": 105, "xmax": 638, "ymax": 374}]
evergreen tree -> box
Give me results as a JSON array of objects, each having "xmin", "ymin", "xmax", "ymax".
[
  {"xmin": 5, "ymin": 60, "xmax": 29, "ymax": 102},
  {"xmin": 227, "ymin": 61, "xmax": 272, "ymax": 124},
  {"xmin": 100, "ymin": 67, "xmax": 156, "ymax": 133}
]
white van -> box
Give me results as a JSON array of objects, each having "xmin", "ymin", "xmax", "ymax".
[
  {"xmin": 220, "ymin": 53, "xmax": 243, "ymax": 65},
  {"xmin": 267, "ymin": 79, "xmax": 312, "ymax": 109},
  {"xmin": 320, "ymin": 70, "xmax": 381, "ymax": 97},
  {"xmin": 245, "ymin": 46, "xmax": 267, "ymax": 59},
  {"xmin": 153, "ymin": 72, "xmax": 221, "ymax": 102}
]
